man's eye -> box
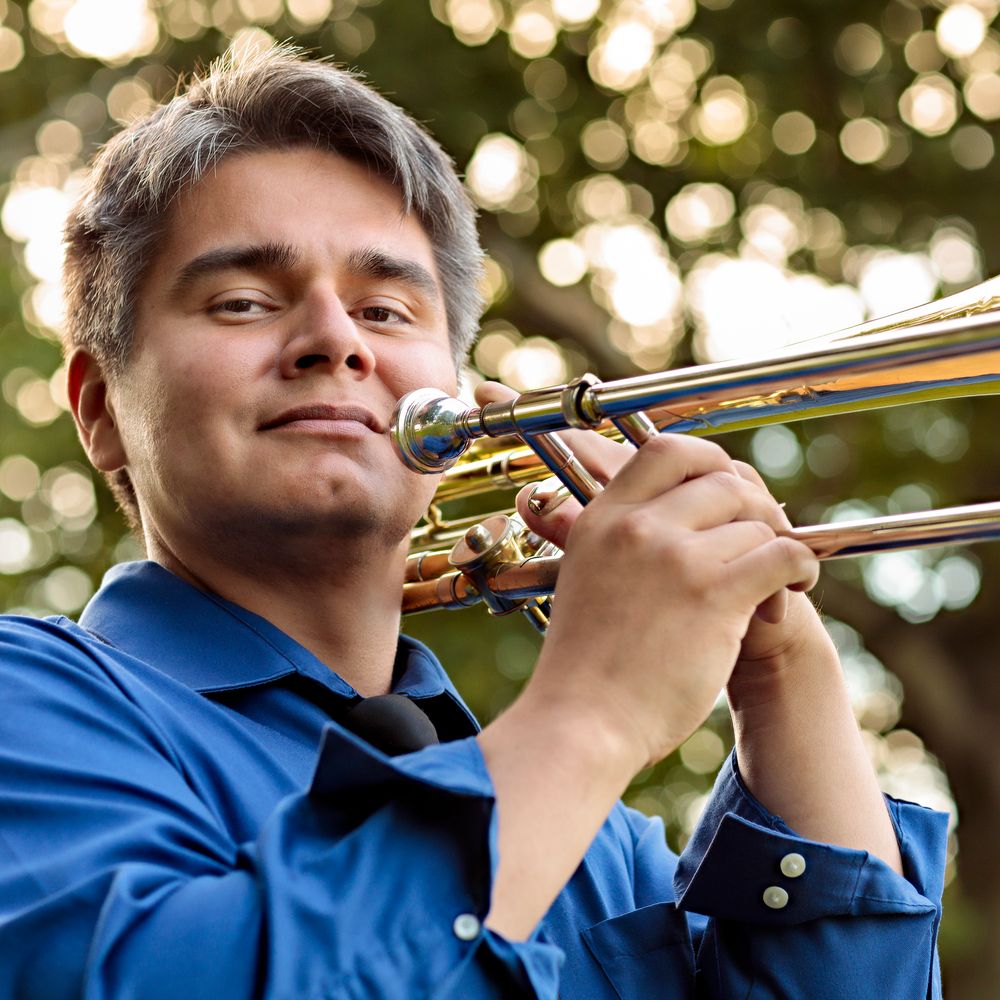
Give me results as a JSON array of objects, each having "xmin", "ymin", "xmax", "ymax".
[
  {"xmin": 361, "ymin": 305, "xmax": 406, "ymax": 324},
  {"xmin": 214, "ymin": 298, "xmax": 260, "ymax": 314}
]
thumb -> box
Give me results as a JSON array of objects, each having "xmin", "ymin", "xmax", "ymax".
[{"xmin": 516, "ymin": 477, "xmax": 583, "ymax": 550}]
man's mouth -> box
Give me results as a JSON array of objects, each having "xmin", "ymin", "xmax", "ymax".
[{"xmin": 259, "ymin": 403, "xmax": 384, "ymax": 434}]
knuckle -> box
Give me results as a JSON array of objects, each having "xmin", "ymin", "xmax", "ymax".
[
  {"xmin": 608, "ymin": 507, "xmax": 658, "ymax": 548},
  {"xmin": 639, "ymin": 433, "xmax": 676, "ymax": 460},
  {"xmin": 775, "ymin": 535, "xmax": 811, "ymax": 569},
  {"xmin": 706, "ymin": 469, "xmax": 742, "ymax": 496},
  {"xmin": 676, "ymin": 547, "xmax": 715, "ymax": 596},
  {"xmin": 733, "ymin": 459, "xmax": 764, "ymax": 485},
  {"xmin": 691, "ymin": 436, "xmax": 730, "ymax": 465}
]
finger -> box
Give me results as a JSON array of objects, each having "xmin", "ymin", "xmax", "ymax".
[
  {"xmin": 636, "ymin": 470, "xmax": 746, "ymax": 532},
  {"xmin": 733, "ymin": 461, "xmax": 792, "ymax": 531},
  {"xmin": 725, "ymin": 536, "xmax": 820, "ymax": 607},
  {"xmin": 555, "ymin": 427, "xmax": 632, "ymax": 486},
  {"xmin": 601, "ymin": 433, "xmax": 737, "ymax": 505},
  {"xmin": 653, "ymin": 471, "xmax": 788, "ymax": 533},
  {"xmin": 517, "ymin": 478, "xmax": 582, "ymax": 549},
  {"xmin": 692, "ymin": 520, "xmax": 776, "ymax": 562},
  {"xmin": 754, "ymin": 589, "xmax": 788, "ymax": 624},
  {"xmin": 730, "ymin": 463, "xmax": 793, "ymax": 618},
  {"xmin": 474, "ymin": 380, "xmax": 517, "ymax": 406},
  {"xmin": 689, "ymin": 522, "xmax": 789, "ymax": 621}
]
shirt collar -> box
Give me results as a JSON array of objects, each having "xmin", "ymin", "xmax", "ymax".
[{"xmin": 78, "ymin": 561, "xmax": 472, "ymax": 718}]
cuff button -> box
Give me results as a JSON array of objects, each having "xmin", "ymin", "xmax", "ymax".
[
  {"xmin": 763, "ymin": 886, "xmax": 789, "ymax": 910},
  {"xmin": 453, "ymin": 913, "xmax": 482, "ymax": 941},
  {"xmin": 780, "ymin": 852, "xmax": 806, "ymax": 878}
]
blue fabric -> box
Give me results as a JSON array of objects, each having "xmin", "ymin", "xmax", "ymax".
[{"xmin": 0, "ymin": 560, "xmax": 947, "ymax": 999}]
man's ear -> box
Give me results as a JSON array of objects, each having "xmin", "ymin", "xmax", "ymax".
[{"xmin": 66, "ymin": 348, "xmax": 128, "ymax": 472}]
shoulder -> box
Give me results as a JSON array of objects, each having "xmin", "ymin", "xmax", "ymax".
[
  {"xmin": 0, "ymin": 612, "xmax": 140, "ymax": 711},
  {"xmin": 0, "ymin": 612, "xmax": 110, "ymax": 669},
  {"xmin": 0, "ymin": 613, "xmax": 185, "ymax": 762}
]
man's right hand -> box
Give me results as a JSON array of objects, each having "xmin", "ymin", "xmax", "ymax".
[{"xmin": 525, "ymin": 432, "xmax": 820, "ymax": 774}]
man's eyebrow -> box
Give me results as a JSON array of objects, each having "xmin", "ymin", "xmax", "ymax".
[
  {"xmin": 346, "ymin": 247, "xmax": 440, "ymax": 300},
  {"xmin": 170, "ymin": 242, "xmax": 301, "ymax": 296}
]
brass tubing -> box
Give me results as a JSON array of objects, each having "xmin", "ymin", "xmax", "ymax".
[
  {"xmin": 401, "ymin": 502, "xmax": 1000, "ymax": 613},
  {"xmin": 522, "ymin": 432, "xmax": 602, "ymax": 504},
  {"xmin": 412, "ymin": 318, "xmax": 1000, "ymax": 502},
  {"xmin": 404, "ymin": 550, "xmax": 453, "ymax": 583},
  {"xmin": 393, "ymin": 309, "xmax": 1000, "ymax": 487},
  {"xmin": 787, "ymin": 500, "xmax": 1000, "ymax": 559},
  {"xmin": 401, "ymin": 572, "xmax": 480, "ymax": 614},
  {"xmin": 482, "ymin": 313, "xmax": 1000, "ymax": 440},
  {"xmin": 581, "ymin": 315, "xmax": 1000, "ymax": 434},
  {"xmin": 410, "ymin": 513, "xmax": 491, "ymax": 551}
]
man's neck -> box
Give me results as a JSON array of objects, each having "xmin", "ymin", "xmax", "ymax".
[{"xmin": 145, "ymin": 532, "xmax": 408, "ymax": 697}]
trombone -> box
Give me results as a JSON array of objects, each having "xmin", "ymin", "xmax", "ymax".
[{"xmin": 392, "ymin": 276, "xmax": 1000, "ymax": 627}]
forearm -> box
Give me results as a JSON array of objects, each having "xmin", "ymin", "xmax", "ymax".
[
  {"xmin": 728, "ymin": 595, "xmax": 903, "ymax": 873},
  {"xmin": 478, "ymin": 681, "xmax": 643, "ymax": 940}
]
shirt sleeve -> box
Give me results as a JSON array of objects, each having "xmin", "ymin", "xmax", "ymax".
[
  {"xmin": 0, "ymin": 620, "xmax": 561, "ymax": 1000},
  {"xmin": 672, "ymin": 750, "xmax": 949, "ymax": 999}
]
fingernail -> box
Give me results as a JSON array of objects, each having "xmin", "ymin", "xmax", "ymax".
[{"xmin": 527, "ymin": 486, "xmax": 573, "ymax": 517}]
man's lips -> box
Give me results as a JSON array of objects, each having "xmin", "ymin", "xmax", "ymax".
[{"xmin": 259, "ymin": 404, "xmax": 384, "ymax": 434}]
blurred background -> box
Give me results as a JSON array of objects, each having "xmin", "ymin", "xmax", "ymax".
[{"xmin": 1, "ymin": 0, "xmax": 998, "ymax": 992}]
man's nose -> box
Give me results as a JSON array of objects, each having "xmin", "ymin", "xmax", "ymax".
[{"xmin": 278, "ymin": 290, "xmax": 376, "ymax": 378}]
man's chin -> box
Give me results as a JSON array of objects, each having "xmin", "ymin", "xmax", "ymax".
[{"xmin": 220, "ymin": 499, "xmax": 417, "ymax": 548}]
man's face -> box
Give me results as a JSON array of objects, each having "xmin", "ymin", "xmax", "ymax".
[{"xmin": 108, "ymin": 147, "xmax": 458, "ymax": 554}]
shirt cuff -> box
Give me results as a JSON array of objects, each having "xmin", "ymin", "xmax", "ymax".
[
  {"xmin": 672, "ymin": 750, "xmax": 949, "ymax": 926},
  {"xmin": 309, "ymin": 723, "xmax": 564, "ymax": 998}
]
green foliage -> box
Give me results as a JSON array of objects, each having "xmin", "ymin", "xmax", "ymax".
[{"xmin": 4, "ymin": 1, "xmax": 1000, "ymax": 991}]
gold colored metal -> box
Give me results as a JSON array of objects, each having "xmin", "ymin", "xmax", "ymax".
[
  {"xmin": 405, "ymin": 275, "xmax": 1000, "ymax": 501},
  {"xmin": 401, "ymin": 501, "xmax": 1000, "ymax": 615},
  {"xmin": 397, "ymin": 275, "xmax": 1000, "ymax": 616}
]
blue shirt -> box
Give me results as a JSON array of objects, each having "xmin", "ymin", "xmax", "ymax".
[{"xmin": 0, "ymin": 561, "xmax": 947, "ymax": 999}]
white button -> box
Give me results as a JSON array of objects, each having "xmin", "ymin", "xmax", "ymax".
[
  {"xmin": 763, "ymin": 886, "xmax": 789, "ymax": 910},
  {"xmin": 453, "ymin": 913, "xmax": 481, "ymax": 940},
  {"xmin": 780, "ymin": 852, "xmax": 806, "ymax": 878}
]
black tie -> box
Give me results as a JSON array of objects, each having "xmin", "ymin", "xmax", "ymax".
[{"xmin": 340, "ymin": 693, "xmax": 440, "ymax": 756}]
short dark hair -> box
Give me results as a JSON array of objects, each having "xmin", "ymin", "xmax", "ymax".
[{"xmin": 62, "ymin": 44, "xmax": 484, "ymax": 535}]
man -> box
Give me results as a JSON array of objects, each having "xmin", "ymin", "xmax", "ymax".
[{"xmin": 0, "ymin": 45, "xmax": 946, "ymax": 998}]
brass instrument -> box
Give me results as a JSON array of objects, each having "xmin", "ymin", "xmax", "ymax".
[{"xmin": 392, "ymin": 276, "xmax": 1000, "ymax": 626}]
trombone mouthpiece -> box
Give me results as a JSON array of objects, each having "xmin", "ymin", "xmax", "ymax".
[{"xmin": 390, "ymin": 388, "xmax": 479, "ymax": 473}]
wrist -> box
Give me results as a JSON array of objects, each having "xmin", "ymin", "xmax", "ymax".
[
  {"xmin": 496, "ymin": 670, "xmax": 651, "ymax": 790},
  {"xmin": 729, "ymin": 594, "xmax": 838, "ymax": 711}
]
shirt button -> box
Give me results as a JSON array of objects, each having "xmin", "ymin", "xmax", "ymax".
[
  {"xmin": 780, "ymin": 852, "xmax": 806, "ymax": 878},
  {"xmin": 453, "ymin": 913, "xmax": 481, "ymax": 941},
  {"xmin": 763, "ymin": 886, "xmax": 789, "ymax": 910}
]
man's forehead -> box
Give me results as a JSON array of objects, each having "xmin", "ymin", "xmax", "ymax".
[
  {"xmin": 173, "ymin": 146, "xmax": 410, "ymax": 221},
  {"xmin": 151, "ymin": 147, "xmax": 442, "ymax": 287}
]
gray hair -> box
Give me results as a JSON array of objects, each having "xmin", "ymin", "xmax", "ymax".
[
  {"xmin": 63, "ymin": 45, "xmax": 484, "ymax": 533},
  {"xmin": 65, "ymin": 45, "xmax": 483, "ymax": 371}
]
